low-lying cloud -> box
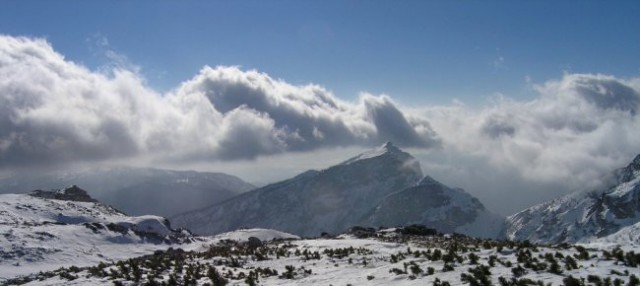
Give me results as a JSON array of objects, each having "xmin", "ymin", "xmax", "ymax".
[
  {"xmin": 0, "ymin": 35, "xmax": 439, "ymax": 168},
  {"xmin": 421, "ymin": 73, "xmax": 640, "ymax": 191}
]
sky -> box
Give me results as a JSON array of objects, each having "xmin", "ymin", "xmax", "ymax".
[{"xmin": 1, "ymin": 1, "xmax": 640, "ymax": 215}]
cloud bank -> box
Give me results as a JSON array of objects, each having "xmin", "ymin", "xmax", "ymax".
[
  {"xmin": 0, "ymin": 35, "xmax": 439, "ymax": 168},
  {"xmin": 422, "ymin": 73, "xmax": 640, "ymax": 189}
]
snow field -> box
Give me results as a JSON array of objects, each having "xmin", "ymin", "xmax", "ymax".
[{"xmin": 10, "ymin": 229, "xmax": 640, "ymax": 285}]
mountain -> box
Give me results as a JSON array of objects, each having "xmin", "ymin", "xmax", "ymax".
[
  {"xmin": 172, "ymin": 142, "xmax": 422, "ymax": 237},
  {"xmin": 364, "ymin": 176, "xmax": 504, "ymax": 238},
  {"xmin": 0, "ymin": 166, "xmax": 255, "ymax": 217},
  {"xmin": 505, "ymin": 154, "xmax": 640, "ymax": 244},
  {"xmin": 172, "ymin": 142, "xmax": 503, "ymax": 238},
  {"xmin": 0, "ymin": 186, "xmax": 201, "ymax": 279}
]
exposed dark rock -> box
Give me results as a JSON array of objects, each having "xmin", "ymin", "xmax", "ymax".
[
  {"xmin": 30, "ymin": 185, "xmax": 97, "ymax": 203},
  {"xmin": 396, "ymin": 224, "xmax": 438, "ymax": 236},
  {"xmin": 348, "ymin": 226, "xmax": 377, "ymax": 238},
  {"xmin": 247, "ymin": 236, "xmax": 263, "ymax": 248}
]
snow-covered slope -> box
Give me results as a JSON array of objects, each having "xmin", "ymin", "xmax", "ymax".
[
  {"xmin": 506, "ymin": 154, "xmax": 640, "ymax": 244},
  {"xmin": 0, "ymin": 186, "xmax": 201, "ymax": 280},
  {"xmin": 212, "ymin": 228, "xmax": 300, "ymax": 242},
  {"xmin": 172, "ymin": 142, "xmax": 503, "ymax": 239},
  {"xmin": 0, "ymin": 166, "xmax": 255, "ymax": 217},
  {"xmin": 365, "ymin": 176, "xmax": 504, "ymax": 239}
]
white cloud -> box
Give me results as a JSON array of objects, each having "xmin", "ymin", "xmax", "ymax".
[
  {"xmin": 0, "ymin": 36, "xmax": 154, "ymax": 167},
  {"xmin": 422, "ymin": 73, "xmax": 640, "ymax": 191},
  {"xmin": 0, "ymin": 35, "xmax": 439, "ymax": 168}
]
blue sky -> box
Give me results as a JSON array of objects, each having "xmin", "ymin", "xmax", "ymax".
[{"xmin": 2, "ymin": 1, "xmax": 639, "ymax": 105}]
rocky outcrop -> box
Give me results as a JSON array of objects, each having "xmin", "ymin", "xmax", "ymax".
[{"xmin": 30, "ymin": 185, "xmax": 97, "ymax": 202}]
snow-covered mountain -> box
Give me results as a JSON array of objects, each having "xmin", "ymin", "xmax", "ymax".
[
  {"xmin": 505, "ymin": 154, "xmax": 640, "ymax": 244},
  {"xmin": 171, "ymin": 142, "xmax": 422, "ymax": 237},
  {"xmin": 0, "ymin": 185, "xmax": 202, "ymax": 279},
  {"xmin": 0, "ymin": 166, "xmax": 255, "ymax": 217},
  {"xmin": 172, "ymin": 142, "xmax": 503, "ymax": 238}
]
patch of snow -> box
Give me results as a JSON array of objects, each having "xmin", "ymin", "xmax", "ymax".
[
  {"xmin": 117, "ymin": 215, "xmax": 172, "ymax": 237},
  {"xmin": 213, "ymin": 228, "xmax": 300, "ymax": 242}
]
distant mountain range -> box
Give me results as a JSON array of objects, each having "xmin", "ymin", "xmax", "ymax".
[
  {"xmin": 0, "ymin": 167, "xmax": 255, "ymax": 218},
  {"xmin": 171, "ymin": 142, "xmax": 504, "ymax": 238},
  {"xmin": 506, "ymin": 154, "xmax": 640, "ymax": 245}
]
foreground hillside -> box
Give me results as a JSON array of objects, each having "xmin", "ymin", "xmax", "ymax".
[
  {"xmin": 0, "ymin": 186, "xmax": 204, "ymax": 280},
  {"xmin": 172, "ymin": 142, "xmax": 503, "ymax": 238},
  {"xmin": 7, "ymin": 228, "xmax": 640, "ymax": 286}
]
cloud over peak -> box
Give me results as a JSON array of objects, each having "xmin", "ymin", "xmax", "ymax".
[{"xmin": 0, "ymin": 35, "xmax": 439, "ymax": 168}]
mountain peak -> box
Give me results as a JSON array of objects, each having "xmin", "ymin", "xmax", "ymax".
[
  {"xmin": 417, "ymin": 176, "xmax": 441, "ymax": 186},
  {"xmin": 381, "ymin": 141, "xmax": 396, "ymax": 150},
  {"xmin": 339, "ymin": 141, "xmax": 406, "ymax": 165}
]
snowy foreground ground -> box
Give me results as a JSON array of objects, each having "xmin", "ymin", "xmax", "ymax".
[
  {"xmin": 0, "ymin": 191, "xmax": 201, "ymax": 282},
  {"xmin": 5, "ymin": 228, "xmax": 640, "ymax": 286}
]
